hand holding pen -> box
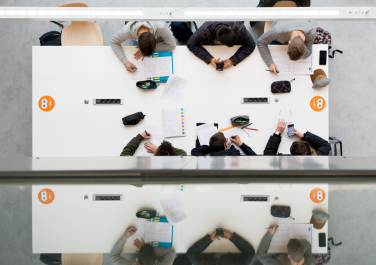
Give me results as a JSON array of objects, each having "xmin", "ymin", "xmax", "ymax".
[
  {"xmin": 124, "ymin": 226, "xmax": 137, "ymax": 238},
  {"xmin": 266, "ymin": 225, "xmax": 279, "ymax": 235}
]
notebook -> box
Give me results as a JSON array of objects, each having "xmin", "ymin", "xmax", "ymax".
[
  {"xmin": 162, "ymin": 107, "xmax": 186, "ymax": 137},
  {"xmin": 131, "ymin": 51, "xmax": 173, "ymax": 82}
]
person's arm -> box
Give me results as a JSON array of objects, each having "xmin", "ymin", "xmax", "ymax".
[
  {"xmin": 187, "ymin": 22, "xmax": 214, "ymax": 64},
  {"xmin": 257, "ymin": 27, "xmax": 278, "ymax": 66},
  {"xmin": 110, "ymin": 26, "xmax": 134, "ymax": 65},
  {"xmin": 120, "ymin": 134, "xmax": 143, "ymax": 156},
  {"xmin": 239, "ymin": 143, "xmax": 257, "ymax": 155},
  {"xmin": 110, "ymin": 235, "xmax": 132, "ymax": 265},
  {"xmin": 154, "ymin": 247, "xmax": 176, "ymax": 265},
  {"xmin": 191, "ymin": 145, "xmax": 211, "ymax": 156},
  {"xmin": 229, "ymin": 25, "xmax": 256, "ymax": 65},
  {"xmin": 301, "ymin": 28, "xmax": 316, "ymax": 59},
  {"xmin": 187, "ymin": 234, "xmax": 213, "ymax": 265},
  {"xmin": 174, "ymin": 148, "xmax": 187, "ymax": 156},
  {"xmin": 229, "ymin": 233, "xmax": 255, "ymax": 265},
  {"xmin": 301, "ymin": 131, "xmax": 331, "ymax": 156},
  {"xmin": 263, "ymin": 135, "xmax": 281, "ymax": 155},
  {"xmin": 155, "ymin": 22, "xmax": 177, "ymax": 52},
  {"xmin": 300, "ymin": 239, "xmax": 315, "ymax": 265}
]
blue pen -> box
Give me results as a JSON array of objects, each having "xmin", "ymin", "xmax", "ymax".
[
  {"xmin": 145, "ymin": 130, "xmax": 149, "ymax": 136},
  {"xmin": 125, "ymin": 230, "xmax": 135, "ymax": 234},
  {"xmin": 231, "ymin": 135, "xmax": 238, "ymax": 139},
  {"xmin": 241, "ymin": 123, "xmax": 252, "ymax": 130},
  {"xmin": 125, "ymin": 66, "xmax": 135, "ymax": 69}
]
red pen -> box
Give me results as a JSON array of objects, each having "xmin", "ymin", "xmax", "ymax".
[{"xmin": 246, "ymin": 128, "xmax": 258, "ymax": 131}]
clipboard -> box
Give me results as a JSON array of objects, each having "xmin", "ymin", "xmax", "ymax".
[
  {"xmin": 151, "ymin": 51, "xmax": 173, "ymax": 83},
  {"xmin": 196, "ymin": 123, "xmax": 219, "ymax": 147}
]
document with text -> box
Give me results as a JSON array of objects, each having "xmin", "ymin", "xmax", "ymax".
[
  {"xmin": 160, "ymin": 194, "xmax": 188, "ymax": 225},
  {"xmin": 162, "ymin": 107, "xmax": 186, "ymax": 137},
  {"xmin": 144, "ymin": 221, "xmax": 172, "ymax": 243},
  {"xmin": 196, "ymin": 123, "xmax": 218, "ymax": 146},
  {"xmin": 160, "ymin": 74, "xmax": 188, "ymax": 105}
]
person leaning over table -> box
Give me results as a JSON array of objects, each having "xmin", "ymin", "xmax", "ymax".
[
  {"xmin": 250, "ymin": 225, "xmax": 314, "ymax": 265},
  {"xmin": 110, "ymin": 21, "xmax": 176, "ymax": 73},
  {"xmin": 191, "ymin": 132, "xmax": 256, "ymax": 156},
  {"xmin": 257, "ymin": 21, "xmax": 316, "ymax": 74},
  {"xmin": 187, "ymin": 229, "xmax": 255, "ymax": 265},
  {"xmin": 186, "ymin": 21, "xmax": 256, "ymax": 70},
  {"xmin": 110, "ymin": 226, "xmax": 176, "ymax": 265},
  {"xmin": 263, "ymin": 119, "xmax": 331, "ymax": 156},
  {"xmin": 120, "ymin": 131, "xmax": 187, "ymax": 156}
]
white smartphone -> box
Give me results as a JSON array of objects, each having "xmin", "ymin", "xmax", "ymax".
[{"xmin": 288, "ymin": 124, "xmax": 294, "ymax": 137}]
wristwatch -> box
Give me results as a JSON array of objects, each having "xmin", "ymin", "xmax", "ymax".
[{"xmin": 275, "ymin": 131, "xmax": 280, "ymax": 136}]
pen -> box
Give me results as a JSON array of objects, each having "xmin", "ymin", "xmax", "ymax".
[
  {"xmin": 265, "ymin": 226, "xmax": 279, "ymax": 229},
  {"xmin": 231, "ymin": 135, "xmax": 237, "ymax": 139},
  {"xmin": 125, "ymin": 66, "xmax": 135, "ymax": 69},
  {"xmin": 125, "ymin": 230, "xmax": 135, "ymax": 233},
  {"xmin": 145, "ymin": 130, "xmax": 149, "ymax": 136},
  {"xmin": 265, "ymin": 69, "xmax": 279, "ymax": 73},
  {"xmin": 241, "ymin": 123, "xmax": 252, "ymax": 130},
  {"xmin": 246, "ymin": 128, "xmax": 258, "ymax": 131}
]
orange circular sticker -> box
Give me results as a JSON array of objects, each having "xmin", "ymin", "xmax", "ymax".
[
  {"xmin": 310, "ymin": 96, "xmax": 326, "ymax": 112},
  {"xmin": 310, "ymin": 188, "xmax": 325, "ymax": 203},
  {"xmin": 38, "ymin": 189, "xmax": 55, "ymax": 204},
  {"xmin": 38, "ymin": 96, "xmax": 55, "ymax": 112}
]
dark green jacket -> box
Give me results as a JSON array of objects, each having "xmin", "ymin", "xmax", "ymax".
[{"xmin": 120, "ymin": 134, "xmax": 187, "ymax": 156}]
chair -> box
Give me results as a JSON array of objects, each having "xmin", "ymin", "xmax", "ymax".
[
  {"xmin": 61, "ymin": 253, "xmax": 103, "ymax": 265},
  {"xmin": 57, "ymin": 2, "xmax": 104, "ymax": 46},
  {"xmin": 264, "ymin": 1, "xmax": 298, "ymax": 32}
]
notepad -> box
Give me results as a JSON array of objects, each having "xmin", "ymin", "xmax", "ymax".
[{"xmin": 162, "ymin": 107, "xmax": 186, "ymax": 137}]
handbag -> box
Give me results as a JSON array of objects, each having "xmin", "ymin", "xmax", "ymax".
[
  {"xmin": 136, "ymin": 80, "xmax": 158, "ymax": 89},
  {"xmin": 271, "ymin": 206, "xmax": 294, "ymax": 219},
  {"xmin": 39, "ymin": 31, "xmax": 61, "ymax": 46},
  {"xmin": 122, "ymin": 112, "xmax": 145, "ymax": 125},
  {"xmin": 271, "ymin": 79, "xmax": 295, "ymax": 93}
]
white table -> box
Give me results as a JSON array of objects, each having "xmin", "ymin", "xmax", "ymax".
[
  {"xmin": 32, "ymin": 45, "xmax": 328, "ymax": 157},
  {"xmin": 32, "ymin": 184, "xmax": 328, "ymax": 254}
]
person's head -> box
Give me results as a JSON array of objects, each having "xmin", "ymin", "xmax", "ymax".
[
  {"xmin": 138, "ymin": 243, "xmax": 156, "ymax": 265},
  {"xmin": 287, "ymin": 238, "xmax": 305, "ymax": 265},
  {"xmin": 287, "ymin": 35, "xmax": 305, "ymax": 61},
  {"xmin": 209, "ymin": 132, "xmax": 230, "ymax": 152},
  {"xmin": 290, "ymin": 141, "xmax": 312, "ymax": 155},
  {"xmin": 216, "ymin": 26, "xmax": 237, "ymax": 47},
  {"xmin": 217, "ymin": 253, "xmax": 240, "ymax": 265},
  {"xmin": 138, "ymin": 32, "xmax": 156, "ymax": 57},
  {"xmin": 155, "ymin": 141, "xmax": 176, "ymax": 156}
]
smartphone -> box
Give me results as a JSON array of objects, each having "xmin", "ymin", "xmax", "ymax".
[
  {"xmin": 319, "ymin": 233, "xmax": 326, "ymax": 247},
  {"xmin": 216, "ymin": 61, "xmax": 224, "ymax": 71},
  {"xmin": 319, "ymin": 50, "xmax": 327, "ymax": 65},
  {"xmin": 287, "ymin": 124, "xmax": 294, "ymax": 137},
  {"xmin": 216, "ymin": 228, "xmax": 224, "ymax": 237}
]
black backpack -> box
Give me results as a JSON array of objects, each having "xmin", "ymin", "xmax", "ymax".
[
  {"xmin": 39, "ymin": 31, "xmax": 62, "ymax": 46},
  {"xmin": 169, "ymin": 22, "xmax": 198, "ymax": 42},
  {"xmin": 40, "ymin": 254, "xmax": 61, "ymax": 265}
]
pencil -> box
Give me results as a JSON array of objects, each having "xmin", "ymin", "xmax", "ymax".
[{"xmin": 218, "ymin": 126, "xmax": 236, "ymax": 132}]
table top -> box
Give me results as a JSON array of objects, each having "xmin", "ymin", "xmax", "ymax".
[
  {"xmin": 32, "ymin": 184, "xmax": 328, "ymax": 254},
  {"xmin": 32, "ymin": 45, "xmax": 329, "ymax": 157}
]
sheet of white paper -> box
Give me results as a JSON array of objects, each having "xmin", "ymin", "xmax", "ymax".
[
  {"xmin": 293, "ymin": 223, "xmax": 313, "ymax": 249},
  {"xmin": 163, "ymin": 107, "xmax": 186, "ymax": 137},
  {"xmin": 160, "ymin": 74, "xmax": 188, "ymax": 105},
  {"xmin": 221, "ymin": 127, "xmax": 245, "ymax": 155},
  {"xmin": 163, "ymin": 184, "xmax": 185, "ymax": 193},
  {"xmin": 144, "ymin": 57, "xmax": 172, "ymax": 78},
  {"xmin": 196, "ymin": 123, "xmax": 218, "ymax": 146},
  {"xmin": 131, "ymin": 60, "xmax": 149, "ymax": 81},
  {"xmin": 272, "ymin": 54, "xmax": 294, "ymax": 82},
  {"xmin": 130, "ymin": 218, "xmax": 147, "ymax": 239},
  {"xmin": 141, "ymin": 134, "xmax": 165, "ymax": 156},
  {"xmin": 144, "ymin": 222, "xmax": 172, "ymax": 243},
  {"xmin": 141, "ymin": 125, "xmax": 160, "ymax": 136},
  {"xmin": 294, "ymin": 55, "xmax": 313, "ymax": 75},
  {"xmin": 160, "ymin": 194, "xmax": 188, "ymax": 225},
  {"xmin": 271, "ymin": 217, "xmax": 293, "ymax": 246}
]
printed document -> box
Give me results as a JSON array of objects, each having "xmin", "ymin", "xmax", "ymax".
[
  {"xmin": 221, "ymin": 127, "xmax": 245, "ymax": 155},
  {"xmin": 271, "ymin": 217, "xmax": 293, "ymax": 246},
  {"xmin": 272, "ymin": 53, "xmax": 294, "ymax": 82},
  {"xmin": 294, "ymin": 55, "xmax": 313, "ymax": 75},
  {"xmin": 160, "ymin": 74, "xmax": 188, "ymax": 105},
  {"xmin": 160, "ymin": 194, "xmax": 188, "ymax": 225},
  {"xmin": 131, "ymin": 60, "xmax": 148, "ymax": 81},
  {"xmin": 163, "ymin": 107, "xmax": 186, "ymax": 137},
  {"xmin": 145, "ymin": 57, "xmax": 172, "ymax": 78},
  {"xmin": 141, "ymin": 125, "xmax": 160, "ymax": 136},
  {"xmin": 130, "ymin": 218, "xmax": 147, "ymax": 240},
  {"xmin": 145, "ymin": 222, "xmax": 172, "ymax": 243},
  {"xmin": 196, "ymin": 123, "xmax": 218, "ymax": 146},
  {"xmin": 293, "ymin": 223, "xmax": 313, "ymax": 249}
]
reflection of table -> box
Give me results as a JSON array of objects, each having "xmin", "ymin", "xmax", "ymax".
[
  {"xmin": 32, "ymin": 183, "xmax": 328, "ymax": 254},
  {"xmin": 33, "ymin": 45, "xmax": 328, "ymax": 157}
]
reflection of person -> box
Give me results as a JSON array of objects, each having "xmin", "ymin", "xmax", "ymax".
[
  {"xmin": 187, "ymin": 229, "xmax": 255, "ymax": 265},
  {"xmin": 251, "ymin": 225, "xmax": 314, "ymax": 265},
  {"xmin": 120, "ymin": 131, "xmax": 187, "ymax": 156},
  {"xmin": 110, "ymin": 226, "xmax": 176, "ymax": 265},
  {"xmin": 257, "ymin": 21, "xmax": 316, "ymax": 73},
  {"xmin": 110, "ymin": 21, "xmax": 176, "ymax": 73},
  {"xmin": 187, "ymin": 22, "xmax": 256, "ymax": 70},
  {"xmin": 263, "ymin": 119, "xmax": 331, "ymax": 156},
  {"xmin": 191, "ymin": 132, "xmax": 256, "ymax": 156}
]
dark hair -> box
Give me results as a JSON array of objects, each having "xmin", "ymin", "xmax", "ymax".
[
  {"xmin": 290, "ymin": 141, "xmax": 311, "ymax": 155},
  {"xmin": 287, "ymin": 238, "xmax": 304, "ymax": 262},
  {"xmin": 216, "ymin": 26, "xmax": 237, "ymax": 47},
  {"xmin": 287, "ymin": 36, "xmax": 305, "ymax": 61},
  {"xmin": 209, "ymin": 132, "xmax": 227, "ymax": 152},
  {"xmin": 138, "ymin": 32, "xmax": 156, "ymax": 57},
  {"xmin": 155, "ymin": 141, "xmax": 176, "ymax": 156},
  {"xmin": 138, "ymin": 243, "xmax": 156, "ymax": 265},
  {"xmin": 217, "ymin": 253, "xmax": 240, "ymax": 265}
]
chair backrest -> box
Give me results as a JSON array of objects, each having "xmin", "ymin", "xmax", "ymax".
[
  {"xmin": 61, "ymin": 253, "xmax": 103, "ymax": 265},
  {"xmin": 61, "ymin": 21, "xmax": 104, "ymax": 46},
  {"xmin": 273, "ymin": 1, "xmax": 297, "ymax": 7}
]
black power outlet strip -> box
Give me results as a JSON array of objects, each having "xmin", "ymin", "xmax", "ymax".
[{"xmin": 93, "ymin": 98, "xmax": 123, "ymax": 105}]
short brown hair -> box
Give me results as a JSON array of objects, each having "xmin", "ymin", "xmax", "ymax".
[
  {"xmin": 290, "ymin": 141, "xmax": 311, "ymax": 155},
  {"xmin": 138, "ymin": 243, "xmax": 156, "ymax": 265},
  {"xmin": 209, "ymin": 132, "xmax": 227, "ymax": 152},
  {"xmin": 287, "ymin": 238, "xmax": 304, "ymax": 262},
  {"xmin": 155, "ymin": 141, "xmax": 176, "ymax": 156},
  {"xmin": 287, "ymin": 36, "xmax": 305, "ymax": 61},
  {"xmin": 138, "ymin": 32, "xmax": 156, "ymax": 57}
]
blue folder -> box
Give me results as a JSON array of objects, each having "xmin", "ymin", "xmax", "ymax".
[
  {"xmin": 151, "ymin": 52, "xmax": 173, "ymax": 83},
  {"xmin": 149, "ymin": 216, "xmax": 173, "ymax": 247}
]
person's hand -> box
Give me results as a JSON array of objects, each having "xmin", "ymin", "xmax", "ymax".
[
  {"xmin": 291, "ymin": 129, "xmax": 303, "ymax": 139},
  {"xmin": 141, "ymin": 131, "xmax": 152, "ymax": 139},
  {"xmin": 268, "ymin": 63, "xmax": 279, "ymax": 74},
  {"xmin": 125, "ymin": 61, "xmax": 137, "ymax": 73},
  {"xmin": 268, "ymin": 225, "xmax": 279, "ymax": 236},
  {"xmin": 124, "ymin": 226, "xmax": 137, "ymax": 238},
  {"xmin": 134, "ymin": 47, "xmax": 145, "ymax": 61},
  {"xmin": 223, "ymin": 229, "xmax": 233, "ymax": 240},
  {"xmin": 230, "ymin": 135, "xmax": 243, "ymax": 146},
  {"xmin": 210, "ymin": 58, "xmax": 221, "ymax": 68},
  {"xmin": 223, "ymin": 59, "xmax": 233, "ymax": 69},
  {"xmin": 224, "ymin": 141, "xmax": 231, "ymax": 150},
  {"xmin": 144, "ymin": 142, "xmax": 159, "ymax": 154},
  {"xmin": 134, "ymin": 238, "xmax": 145, "ymax": 249},
  {"xmin": 210, "ymin": 231, "xmax": 220, "ymax": 241},
  {"xmin": 276, "ymin": 119, "xmax": 286, "ymax": 134}
]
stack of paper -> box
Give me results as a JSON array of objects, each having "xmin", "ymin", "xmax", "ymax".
[
  {"xmin": 163, "ymin": 107, "xmax": 186, "ymax": 137},
  {"xmin": 196, "ymin": 123, "xmax": 218, "ymax": 146}
]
